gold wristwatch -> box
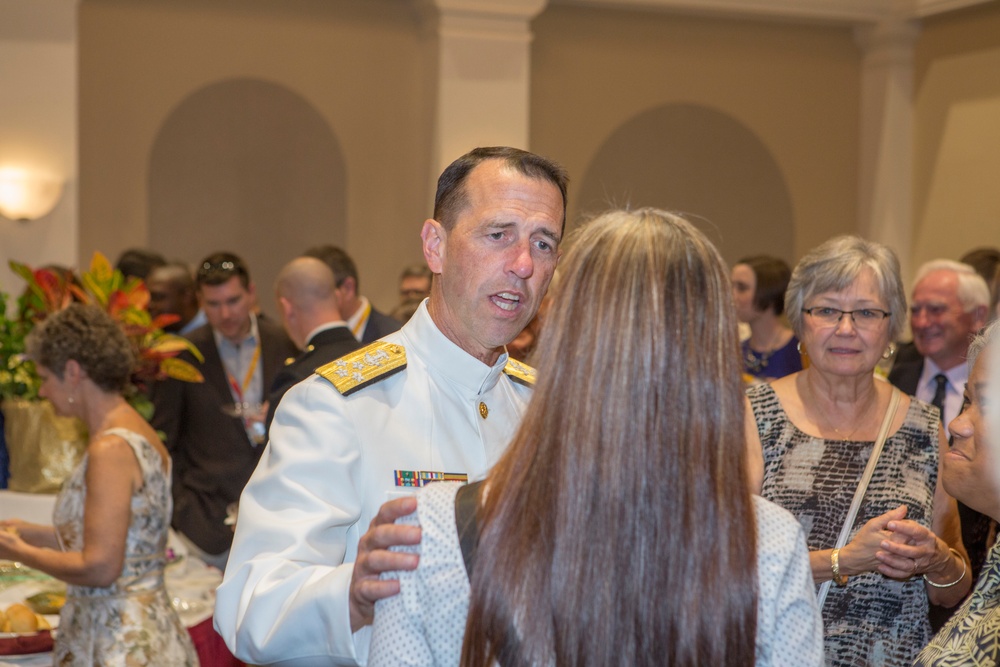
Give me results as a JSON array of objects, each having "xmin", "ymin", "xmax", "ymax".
[{"xmin": 831, "ymin": 548, "xmax": 848, "ymax": 586}]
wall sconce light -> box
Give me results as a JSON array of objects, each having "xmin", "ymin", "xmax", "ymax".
[{"xmin": 0, "ymin": 169, "xmax": 64, "ymax": 221}]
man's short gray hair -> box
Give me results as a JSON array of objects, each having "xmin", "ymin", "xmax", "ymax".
[
  {"xmin": 913, "ymin": 259, "xmax": 990, "ymax": 313},
  {"xmin": 785, "ymin": 235, "xmax": 906, "ymax": 341}
]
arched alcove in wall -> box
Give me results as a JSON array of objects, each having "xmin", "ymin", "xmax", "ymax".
[
  {"xmin": 576, "ymin": 104, "xmax": 794, "ymax": 266},
  {"xmin": 149, "ymin": 78, "xmax": 346, "ymax": 318}
]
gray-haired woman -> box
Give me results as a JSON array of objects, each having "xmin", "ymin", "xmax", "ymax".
[{"xmin": 745, "ymin": 235, "xmax": 970, "ymax": 667}]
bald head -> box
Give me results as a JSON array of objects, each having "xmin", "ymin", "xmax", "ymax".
[{"xmin": 275, "ymin": 257, "xmax": 346, "ymax": 349}]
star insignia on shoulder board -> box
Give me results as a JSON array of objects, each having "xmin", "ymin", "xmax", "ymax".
[
  {"xmin": 316, "ymin": 341, "xmax": 407, "ymax": 396},
  {"xmin": 503, "ymin": 357, "xmax": 536, "ymax": 387}
]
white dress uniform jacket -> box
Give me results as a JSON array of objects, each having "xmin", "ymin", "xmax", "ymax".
[{"xmin": 214, "ymin": 300, "xmax": 535, "ymax": 666}]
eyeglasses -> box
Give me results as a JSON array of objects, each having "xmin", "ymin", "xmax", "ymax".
[
  {"xmin": 197, "ymin": 258, "xmax": 247, "ymax": 282},
  {"xmin": 802, "ymin": 307, "xmax": 891, "ymax": 329}
]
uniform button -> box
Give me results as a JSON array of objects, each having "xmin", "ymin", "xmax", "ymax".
[{"xmin": 478, "ymin": 402, "xmax": 488, "ymax": 419}]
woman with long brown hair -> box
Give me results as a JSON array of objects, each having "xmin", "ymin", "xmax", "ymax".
[{"xmin": 369, "ymin": 208, "xmax": 822, "ymax": 666}]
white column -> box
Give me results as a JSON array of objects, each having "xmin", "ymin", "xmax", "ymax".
[
  {"xmin": 423, "ymin": 0, "xmax": 548, "ymax": 177},
  {"xmin": 855, "ymin": 19, "xmax": 920, "ymax": 284}
]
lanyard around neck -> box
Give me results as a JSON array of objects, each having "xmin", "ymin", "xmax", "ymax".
[{"xmin": 227, "ymin": 339, "xmax": 261, "ymax": 402}]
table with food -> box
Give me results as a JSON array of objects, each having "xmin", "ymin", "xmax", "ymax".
[{"xmin": 0, "ymin": 491, "xmax": 230, "ymax": 666}]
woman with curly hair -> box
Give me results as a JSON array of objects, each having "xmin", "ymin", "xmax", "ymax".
[{"xmin": 0, "ymin": 304, "xmax": 197, "ymax": 666}]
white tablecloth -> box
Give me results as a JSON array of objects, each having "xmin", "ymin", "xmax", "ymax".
[{"xmin": 0, "ymin": 492, "xmax": 56, "ymax": 526}]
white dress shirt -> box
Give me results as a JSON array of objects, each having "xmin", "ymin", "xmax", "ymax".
[
  {"xmin": 214, "ymin": 301, "xmax": 534, "ymax": 666},
  {"xmin": 346, "ymin": 296, "xmax": 372, "ymax": 342},
  {"xmin": 916, "ymin": 357, "xmax": 968, "ymax": 427}
]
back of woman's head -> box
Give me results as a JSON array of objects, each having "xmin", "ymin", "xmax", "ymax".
[
  {"xmin": 463, "ymin": 208, "xmax": 757, "ymax": 667},
  {"xmin": 28, "ymin": 303, "xmax": 135, "ymax": 393}
]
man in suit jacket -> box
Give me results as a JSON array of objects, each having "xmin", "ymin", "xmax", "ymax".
[
  {"xmin": 265, "ymin": 256, "xmax": 362, "ymax": 431},
  {"xmin": 888, "ymin": 258, "xmax": 991, "ymax": 630},
  {"xmin": 889, "ymin": 259, "xmax": 989, "ymax": 425},
  {"xmin": 304, "ymin": 244, "xmax": 402, "ymax": 343},
  {"xmin": 152, "ymin": 251, "xmax": 297, "ymax": 570}
]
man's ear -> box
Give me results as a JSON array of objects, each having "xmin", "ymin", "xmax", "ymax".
[
  {"xmin": 339, "ymin": 276, "xmax": 358, "ymax": 300},
  {"xmin": 972, "ymin": 304, "xmax": 989, "ymax": 331},
  {"xmin": 421, "ymin": 219, "xmax": 446, "ymax": 274},
  {"xmin": 277, "ymin": 296, "xmax": 294, "ymax": 323}
]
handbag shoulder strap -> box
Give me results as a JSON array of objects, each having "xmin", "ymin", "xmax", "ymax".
[
  {"xmin": 454, "ymin": 480, "xmax": 485, "ymax": 578},
  {"xmin": 817, "ymin": 386, "xmax": 902, "ymax": 607}
]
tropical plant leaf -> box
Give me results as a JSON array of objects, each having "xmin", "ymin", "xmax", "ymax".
[
  {"xmin": 1, "ymin": 251, "xmax": 205, "ymax": 410},
  {"xmin": 106, "ymin": 290, "xmax": 131, "ymax": 317},
  {"xmin": 148, "ymin": 336, "xmax": 198, "ymax": 356},
  {"xmin": 88, "ymin": 251, "xmax": 115, "ymax": 288},
  {"xmin": 151, "ymin": 313, "xmax": 181, "ymax": 330},
  {"xmin": 161, "ymin": 357, "xmax": 204, "ymax": 383}
]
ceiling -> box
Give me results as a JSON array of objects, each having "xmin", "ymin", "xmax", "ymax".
[
  {"xmin": 554, "ymin": 0, "xmax": 995, "ymax": 23},
  {"xmin": 0, "ymin": 0, "xmax": 994, "ymax": 43}
]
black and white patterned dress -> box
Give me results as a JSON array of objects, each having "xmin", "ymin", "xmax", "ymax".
[
  {"xmin": 914, "ymin": 539, "xmax": 1000, "ymax": 666},
  {"xmin": 748, "ymin": 383, "xmax": 940, "ymax": 667}
]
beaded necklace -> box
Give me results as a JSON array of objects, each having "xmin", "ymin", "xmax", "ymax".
[{"xmin": 743, "ymin": 329, "xmax": 785, "ymax": 375}]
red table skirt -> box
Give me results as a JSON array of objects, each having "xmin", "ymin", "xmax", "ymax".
[{"xmin": 188, "ymin": 617, "xmax": 245, "ymax": 667}]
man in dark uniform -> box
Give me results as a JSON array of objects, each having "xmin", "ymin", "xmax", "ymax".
[
  {"xmin": 304, "ymin": 244, "xmax": 402, "ymax": 343},
  {"xmin": 265, "ymin": 256, "xmax": 361, "ymax": 431}
]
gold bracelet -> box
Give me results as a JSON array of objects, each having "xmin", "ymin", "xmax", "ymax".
[
  {"xmin": 922, "ymin": 548, "xmax": 967, "ymax": 588},
  {"xmin": 831, "ymin": 548, "xmax": 848, "ymax": 586}
]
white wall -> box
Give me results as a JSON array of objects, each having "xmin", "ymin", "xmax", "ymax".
[
  {"xmin": 914, "ymin": 4, "xmax": 1000, "ymax": 269},
  {"xmin": 0, "ymin": 0, "xmax": 77, "ymax": 302}
]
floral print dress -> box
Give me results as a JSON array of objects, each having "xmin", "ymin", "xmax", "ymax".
[
  {"xmin": 51, "ymin": 428, "xmax": 198, "ymax": 666},
  {"xmin": 914, "ymin": 539, "xmax": 1000, "ymax": 666}
]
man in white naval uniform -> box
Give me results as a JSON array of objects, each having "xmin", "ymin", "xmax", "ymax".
[{"xmin": 214, "ymin": 146, "xmax": 568, "ymax": 666}]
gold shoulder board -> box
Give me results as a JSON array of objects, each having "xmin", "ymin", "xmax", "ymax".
[
  {"xmin": 503, "ymin": 358, "xmax": 536, "ymax": 387},
  {"xmin": 315, "ymin": 341, "xmax": 407, "ymax": 396}
]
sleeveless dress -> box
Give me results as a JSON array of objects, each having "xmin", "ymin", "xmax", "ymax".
[
  {"xmin": 51, "ymin": 428, "xmax": 198, "ymax": 666},
  {"xmin": 748, "ymin": 383, "xmax": 939, "ymax": 667},
  {"xmin": 913, "ymin": 539, "xmax": 1000, "ymax": 666}
]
